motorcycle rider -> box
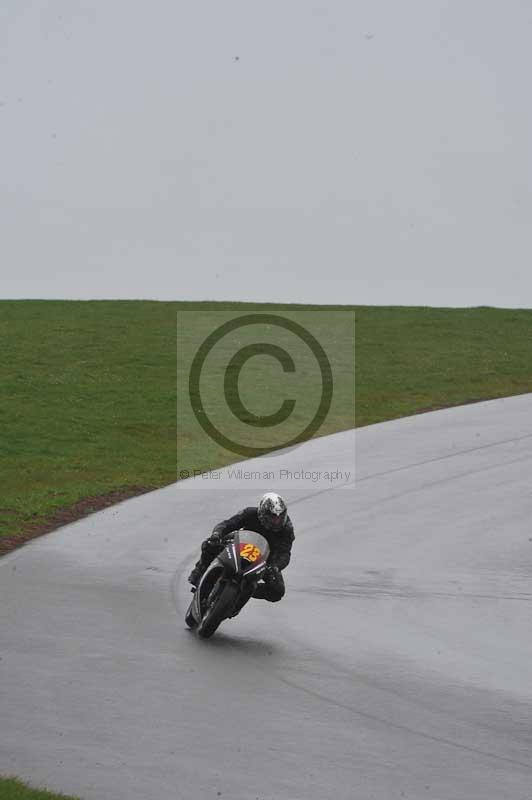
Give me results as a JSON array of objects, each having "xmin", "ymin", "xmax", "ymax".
[{"xmin": 188, "ymin": 492, "xmax": 294, "ymax": 602}]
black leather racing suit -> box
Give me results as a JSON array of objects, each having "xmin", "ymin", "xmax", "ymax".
[{"xmin": 193, "ymin": 507, "xmax": 295, "ymax": 602}]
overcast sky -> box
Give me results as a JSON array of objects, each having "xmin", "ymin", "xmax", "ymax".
[{"xmin": 2, "ymin": 1, "xmax": 532, "ymax": 306}]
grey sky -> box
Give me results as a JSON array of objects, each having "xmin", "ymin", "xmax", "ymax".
[{"xmin": 2, "ymin": 1, "xmax": 531, "ymax": 306}]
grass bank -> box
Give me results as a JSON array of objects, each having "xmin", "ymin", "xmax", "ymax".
[
  {"xmin": 2, "ymin": 300, "xmax": 532, "ymax": 552},
  {"xmin": 0, "ymin": 777, "xmax": 80, "ymax": 800}
]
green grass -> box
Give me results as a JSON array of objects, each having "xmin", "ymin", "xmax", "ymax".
[
  {"xmin": 2, "ymin": 300, "xmax": 532, "ymax": 548},
  {"xmin": 0, "ymin": 777, "xmax": 80, "ymax": 800}
]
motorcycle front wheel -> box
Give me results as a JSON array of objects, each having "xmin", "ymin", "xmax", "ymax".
[{"xmin": 197, "ymin": 582, "xmax": 239, "ymax": 638}]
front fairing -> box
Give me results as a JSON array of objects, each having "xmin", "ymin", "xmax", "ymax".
[{"xmin": 218, "ymin": 530, "xmax": 270, "ymax": 578}]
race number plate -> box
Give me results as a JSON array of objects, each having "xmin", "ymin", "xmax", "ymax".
[{"xmin": 239, "ymin": 542, "xmax": 262, "ymax": 562}]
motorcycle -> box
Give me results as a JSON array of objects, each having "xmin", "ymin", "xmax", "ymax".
[{"xmin": 185, "ymin": 530, "xmax": 270, "ymax": 638}]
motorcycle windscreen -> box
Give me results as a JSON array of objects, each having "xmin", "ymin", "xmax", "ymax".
[{"xmin": 235, "ymin": 530, "xmax": 270, "ymax": 574}]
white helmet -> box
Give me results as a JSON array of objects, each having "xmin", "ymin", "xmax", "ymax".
[{"xmin": 258, "ymin": 492, "xmax": 287, "ymax": 532}]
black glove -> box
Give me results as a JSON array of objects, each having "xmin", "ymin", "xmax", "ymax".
[
  {"xmin": 201, "ymin": 532, "xmax": 223, "ymax": 556},
  {"xmin": 264, "ymin": 564, "xmax": 281, "ymax": 582}
]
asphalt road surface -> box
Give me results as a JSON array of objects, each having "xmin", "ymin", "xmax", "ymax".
[{"xmin": 2, "ymin": 395, "xmax": 532, "ymax": 800}]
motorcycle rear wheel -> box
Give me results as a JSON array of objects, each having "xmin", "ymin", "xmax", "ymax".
[{"xmin": 185, "ymin": 603, "xmax": 197, "ymax": 628}]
